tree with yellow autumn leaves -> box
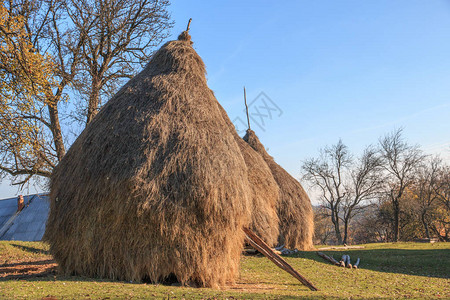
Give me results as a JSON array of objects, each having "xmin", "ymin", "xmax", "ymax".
[
  {"xmin": 0, "ymin": 3, "xmax": 58, "ymax": 184},
  {"xmin": 0, "ymin": 0, "xmax": 172, "ymax": 186}
]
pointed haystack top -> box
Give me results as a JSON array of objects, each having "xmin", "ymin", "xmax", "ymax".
[
  {"xmin": 177, "ymin": 30, "xmax": 192, "ymax": 42},
  {"xmin": 45, "ymin": 31, "xmax": 253, "ymax": 287},
  {"xmin": 177, "ymin": 18, "xmax": 193, "ymax": 43}
]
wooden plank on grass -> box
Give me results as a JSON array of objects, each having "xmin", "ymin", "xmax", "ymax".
[{"xmin": 243, "ymin": 227, "xmax": 318, "ymax": 291}]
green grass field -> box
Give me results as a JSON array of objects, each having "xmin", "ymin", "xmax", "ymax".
[{"xmin": 0, "ymin": 241, "xmax": 448, "ymax": 299}]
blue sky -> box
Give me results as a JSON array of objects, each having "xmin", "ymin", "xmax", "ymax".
[
  {"xmin": 1, "ymin": 0, "xmax": 450, "ymax": 200},
  {"xmin": 171, "ymin": 1, "xmax": 450, "ymax": 171}
]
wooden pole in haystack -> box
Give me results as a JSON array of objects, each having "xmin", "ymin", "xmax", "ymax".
[
  {"xmin": 244, "ymin": 86, "xmax": 251, "ymax": 130},
  {"xmin": 243, "ymin": 227, "xmax": 318, "ymax": 291},
  {"xmin": 186, "ymin": 18, "xmax": 192, "ymax": 32}
]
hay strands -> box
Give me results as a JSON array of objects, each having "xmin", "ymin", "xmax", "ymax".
[{"xmin": 243, "ymin": 227, "xmax": 318, "ymax": 291}]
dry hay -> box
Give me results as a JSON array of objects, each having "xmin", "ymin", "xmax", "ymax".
[
  {"xmin": 45, "ymin": 31, "xmax": 253, "ymax": 288},
  {"xmin": 244, "ymin": 130, "xmax": 314, "ymax": 250},
  {"xmin": 216, "ymin": 104, "xmax": 280, "ymax": 246}
]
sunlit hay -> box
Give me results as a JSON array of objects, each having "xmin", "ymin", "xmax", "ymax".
[
  {"xmin": 215, "ymin": 104, "xmax": 280, "ymax": 246},
  {"xmin": 244, "ymin": 129, "xmax": 314, "ymax": 250},
  {"xmin": 45, "ymin": 31, "xmax": 252, "ymax": 288}
]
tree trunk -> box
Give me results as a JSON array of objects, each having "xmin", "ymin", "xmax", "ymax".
[
  {"xmin": 47, "ymin": 103, "xmax": 65, "ymax": 161},
  {"xmin": 86, "ymin": 79, "xmax": 101, "ymax": 124},
  {"xmin": 421, "ymin": 212, "xmax": 430, "ymax": 239},
  {"xmin": 343, "ymin": 219, "xmax": 349, "ymax": 244},
  {"xmin": 393, "ymin": 200, "xmax": 400, "ymax": 242},
  {"xmin": 331, "ymin": 208, "xmax": 343, "ymax": 244}
]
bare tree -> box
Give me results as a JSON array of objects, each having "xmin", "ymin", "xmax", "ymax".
[
  {"xmin": 435, "ymin": 164, "xmax": 450, "ymax": 210},
  {"xmin": 303, "ymin": 141, "xmax": 383, "ymax": 244},
  {"xmin": 430, "ymin": 162, "xmax": 450, "ymax": 241},
  {"xmin": 378, "ymin": 129, "xmax": 425, "ymax": 242},
  {"xmin": 313, "ymin": 206, "xmax": 336, "ymax": 244},
  {"xmin": 341, "ymin": 146, "xmax": 383, "ymax": 243},
  {"xmin": 302, "ymin": 140, "xmax": 350, "ymax": 244},
  {"xmin": 66, "ymin": 0, "xmax": 172, "ymax": 123},
  {"xmin": 352, "ymin": 205, "xmax": 389, "ymax": 244},
  {"xmin": 411, "ymin": 156, "xmax": 442, "ymax": 238},
  {"xmin": 0, "ymin": 0, "xmax": 172, "ymax": 186}
]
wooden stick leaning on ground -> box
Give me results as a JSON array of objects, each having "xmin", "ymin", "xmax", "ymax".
[
  {"xmin": 319, "ymin": 246, "xmax": 364, "ymax": 250},
  {"xmin": 243, "ymin": 227, "xmax": 318, "ymax": 291},
  {"xmin": 317, "ymin": 252, "xmax": 340, "ymax": 266},
  {"xmin": 317, "ymin": 252, "xmax": 360, "ymax": 269}
]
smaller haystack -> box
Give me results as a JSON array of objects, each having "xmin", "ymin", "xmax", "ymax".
[
  {"xmin": 244, "ymin": 130, "xmax": 314, "ymax": 250},
  {"xmin": 235, "ymin": 137, "xmax": 280, "ymax": 246},
  {"xmin": 216, "ymin": 104, "xmax": 280, "ymax": 246}
]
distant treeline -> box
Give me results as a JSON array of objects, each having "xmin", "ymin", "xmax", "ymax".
[{"xmin": 302, "ymin": 129, "xmax": 449, "ymax": 244}]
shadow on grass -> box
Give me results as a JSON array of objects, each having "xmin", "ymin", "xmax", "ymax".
[
  {"xmin": 0, "ymin": 259, "xmax": 57, "ymax": 281},
  {"xmin": 0, "ymin": 260, "xmax": 188, "ymax": 287},
  {"xmin": 0, "ymin": 259, "xmax": 117, "ymax": 283},
  {"xmin": 290, "ymin": 247, "xmax": 450, "ymax": 279},
  {"xmin": 1, "ymin": 259, "xmax": 55, "ymax": 268},
  {"xmin": 10, "ymin": 243, "xmax": 50, "ymax": 255}
]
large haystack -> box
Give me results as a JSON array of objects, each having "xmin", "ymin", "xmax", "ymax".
[
  {"xmin": 216, "ymin": 105, "xmax": 280, "ymax": 246},
  {"xmin": 244, "ymin": 130, "xmax": 314, "ymax": 250},
  {"xmin": 45, "ymin": 31, "xmax": 253, "ymax": 287}
]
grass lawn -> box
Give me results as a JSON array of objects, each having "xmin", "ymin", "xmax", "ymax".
[{"xmin": 0, "ymin": 241, "xmax": 448, "ymax": 299}]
